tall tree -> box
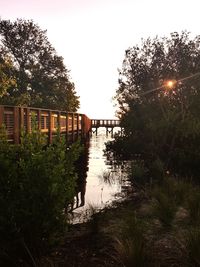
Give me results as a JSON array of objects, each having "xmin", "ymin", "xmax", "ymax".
[
  {"xmin": 0, "ymin": 57, "xmax": 16, "ymax": 97},
  {"xmin": 113, "ymin": 32, "xmax": 200, "ymax": 176},
  {"xmin": 0, "ymin": 19, "xmax": 79, "ymax": 111},
  {"xmin": 116, "ymin": 32, "xmax": 200, "ymax": 116}
]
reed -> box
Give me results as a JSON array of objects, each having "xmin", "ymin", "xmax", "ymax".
[{"xmin": 113, "ymin": 214, "xmax": 150, "ymax": 267}]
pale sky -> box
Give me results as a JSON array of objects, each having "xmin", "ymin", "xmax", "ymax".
[{"xmin": 1, "ymin": 0, "xmax": 200, "ymax": 118}]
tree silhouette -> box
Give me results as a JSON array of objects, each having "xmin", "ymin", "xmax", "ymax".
[
  {"xmin": 0, "ymin": 19, "xmax": 79, "ymax": 111},
  {"xmin": 113, "ymin": 32, "xmax": 200, "ymax": 176}
]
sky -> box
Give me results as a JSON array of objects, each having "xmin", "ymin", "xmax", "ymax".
[{"xmin": 1, "ymin": 0, "xmax": 200, "ymax": 119}]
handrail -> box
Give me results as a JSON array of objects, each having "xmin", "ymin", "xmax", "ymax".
[
  {"xmin": 91, "ymin": 119, "xmax": 120, "ymax": 127},
  {"xmin": 0, "ymin": 105, "xmax": 92, "ymax": 144}
]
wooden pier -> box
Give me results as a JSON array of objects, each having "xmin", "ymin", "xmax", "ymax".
[
  {"xmin": 0, "ymin": 105, "xmax": 91, "ymax": 144},
  {"xmin": 91, "ymin": 119, "xmax": 120, "ymax": 136}
]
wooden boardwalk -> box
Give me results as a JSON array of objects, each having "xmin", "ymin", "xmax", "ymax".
[
  {"xmin": 0, "ymin": 106, "xmax": 121, "ymax": 143},
  {"xmin": 0, "ymin": 105, "xmax": 91, "ymax": 144},
  {"xmin": 91, "ymin": 119, "xmax": 120, "ymax": 135}
]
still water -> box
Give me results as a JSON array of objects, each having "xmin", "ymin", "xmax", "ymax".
[{"xmin": 69, "ymin": 128, "xmax": 129, "ymax": 223}]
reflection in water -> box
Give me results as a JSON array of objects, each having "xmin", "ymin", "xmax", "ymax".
[
  {"xmin": 72, "ymin": 140, "xmax": 89, "ymax": 210},
  {"xmin": 69, "ymin": 128, "xmax": 129, "ymax": 223}
]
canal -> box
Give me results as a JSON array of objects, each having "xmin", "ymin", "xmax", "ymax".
[{"xmin": 69, "ymin": 128, "xmax": 129, "ymax": 223}]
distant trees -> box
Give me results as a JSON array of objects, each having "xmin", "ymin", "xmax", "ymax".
[
  {"xmin": 111, "ymin": 32, "xmax": 200, "ymax": 177},
  {"xmin": 0, "ymin": 19, "xmax": 79, "ymax": 111}
]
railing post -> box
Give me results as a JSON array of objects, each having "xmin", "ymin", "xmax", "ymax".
[
  {"xmin": 38, "ymin": 109, "xmax": 41, "ymax": 131},
  {"xmin": 19, "ymin": 107, "xmax": 24, "ymax": 143},
  {"xmin": 48, "ymin": 110, "xmax": 52, "ymax": 144},
  {"xmin": 57, "ymin": 111, "xmax": 61, "ymax": 140},
  {"xmin": 0, "ymin": 106, "xmax": 4, "ymax": 128},
  {"xmin": 20, "ymin": 107, "xmax": 24, "ymax": 130},
  {"xmin": 71, "ymin": 113, "xmax": 74, "ymax": 142},
  {"xmin": 81, "ymin": 115, "xmax": 85, "ymax": 139},
  {"xmin": 66, "ymin": 112, "xmax": 69, "ymax": 143},
  {"xmin": 80, "ymin": 114, "xmax": 83, "ymax": 138},
  {"xmin": 77, "ymin": 114, "xmax": 79, "ymax": 138},
  {"xmin": 58, "ymin": 112, "xmax": 61, "ymax": 130},
  {"xmin": 13, "ymin": 106, "xmax": 20, "ymax": 144},
  {"xmin": 26, "ymin": 108, "xmax": 30, "ymax": 133}
]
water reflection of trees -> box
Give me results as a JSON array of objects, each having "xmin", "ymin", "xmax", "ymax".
[
  {"xmin": 98, "ymin": 160, "xmax": 131, "ymax": 197},
  {"xmin": 68, "ymin": 134, "xmax": 131, "ymax": 214},
  {"xmin": 69, "ymin": 140, "xmax": 90, "ymax": 211}
]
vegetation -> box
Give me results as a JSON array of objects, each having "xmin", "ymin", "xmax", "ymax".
[
  {"xmin": 50, "ymin": 173, "xmax": 200, "ymax": 267},
  {"xmin": 1, "ymin": 24, "xmax": 200, "ymax": 266},
  {"xmin": 108, "ymin": 31, "xmax": 200, "ymax": 178},
  {"xmin": 0, "ymin": 123, "xmax": 82, "ymax": 266},
  {"xmin": 100, "ymin": 31, "xmax": 200, "ymax": 266},
  {"xmin": 0, "ymin": 59, "xmax": 16, "ymax": 97},
  {"xmin": 0, "ymin": 19, "xmax": 79, "ymax": 111}
]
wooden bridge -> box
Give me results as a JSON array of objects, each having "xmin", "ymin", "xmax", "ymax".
[
  {"xmin": 0, "ymin": 106, "xmax": 121, "ymax": 143},
  {"xmin": 0, "ymin": 105, "xmax": 91, "ymax": 144},
  {"xmin": 91, "ymin": 119, "xmax": 121, "ymax": 136}
]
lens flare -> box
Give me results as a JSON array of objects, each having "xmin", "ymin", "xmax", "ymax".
[
  {"xmin": 166, "ymin": 80, "xmax": 174, "ymax": 88},
  {"xmin": 164, "ymin": 80, "xmax": 176, "ymax": 90}
]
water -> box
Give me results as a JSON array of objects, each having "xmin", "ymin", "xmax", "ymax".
[{"xmin": 69, "ymin": 128, "xmax": 129, "ymax": 223}]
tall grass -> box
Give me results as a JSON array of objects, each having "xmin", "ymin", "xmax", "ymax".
[
  {"xmin": 186, "ymin": 227, "xmax": 200, "ymax": 266},
  {"xmin": 187, "ymin": 191, "xmax": 200, "ymax": 225},
  {"xmin": 113, "ymin": 214, "xmax": 150, "ymax": 267},
  {"xmin": 152, "ymin": 188, "xmax": 176, "ymax": 228},
  {"xmin": 151, "ymin": 176, "xmax": 193, "ymax": 228}
]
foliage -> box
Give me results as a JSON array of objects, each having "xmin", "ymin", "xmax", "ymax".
[
  {"xmin": 0, "ymin": 19, "xmax": 79, "ymax": 111},
  {"xmin": 112, "ymin": 31, "xmax": 200, "ymax": 177},
  {"xmin": 0, "ymin": 58, "xmax": 16, "ymax": 97},
  {"xmin": 0, "ymin": 124, "xmax": 81, "ymax": 266}
]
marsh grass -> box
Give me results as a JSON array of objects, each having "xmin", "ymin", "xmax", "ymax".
[
  {"xmin": 98, "ymin": 170, "xmax": 117, "ymax": 186},
  {"xmin": 187, "ymin": 191, "xmax": 200, "ymax": 225},
  {"xmin": 186, "ymin": 227, "xmax": 200, "ymax": 266},
  {"xmin": 150, "ymin": 176, "xmax": 194, "ymax": 228},
  {"xmin": 113, "ymin": 214, "xmax": 150, "ymax": 267},
  {"xmin": 152, "ymin": 187, "xmax": 176, "ymax": 228}
]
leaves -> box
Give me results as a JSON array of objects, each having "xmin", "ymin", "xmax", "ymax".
[
  {"xmin": 113, "ymin": 31, "xmax": 200, "ymax": 177},
  {"xmin": 0, "ymin": 125, "xmax": 82, "ymax": 264},
  {"xmin": 0, "ymin": 19, "xmax": 79, "ymax": 111}
]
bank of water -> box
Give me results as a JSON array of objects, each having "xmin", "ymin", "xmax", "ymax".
[{"xmin": 69, "ymin": 129, "xmax": 129, "ymax": 223}]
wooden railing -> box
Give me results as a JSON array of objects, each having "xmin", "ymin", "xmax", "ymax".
[
  {"xmin": 91, "ymin": 119, "xmax": 120, "ymax": 128},
  {"xmin": 91, "ymin": 119, "xmax": 121, "ymax": 136},
  {"xmin": 0, "ymin": 105, "xmax": 91, "ymax": 144}
]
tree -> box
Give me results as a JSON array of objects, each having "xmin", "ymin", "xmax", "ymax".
[
  {"xmin": 0, "ymin": 58, "xmax": 16, "ymax": 97},
  {"xmin": 0, "ymin": 19, "xmax": 79, "ymax": 111},
  {"xmin": 113, "ymin": 32, "xmax": 200, "ymax": 177}
]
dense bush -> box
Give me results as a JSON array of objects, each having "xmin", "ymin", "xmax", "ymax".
[
  {"xmin": 108, "ymin": 32, "xmax": 200, "ymax": 178},
  {"xmin": 0, "ymin": 125, "xmax": 81, "ymax": 265}
]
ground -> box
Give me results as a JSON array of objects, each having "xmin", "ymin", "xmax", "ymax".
[{"xmin": 47, "ymin": 186, "xmax": 195, "ymax": 267}]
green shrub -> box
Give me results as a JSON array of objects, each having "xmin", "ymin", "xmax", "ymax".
[{"xmin": 0, "ymin": 125, "xmax": 81, "ymax": 265}]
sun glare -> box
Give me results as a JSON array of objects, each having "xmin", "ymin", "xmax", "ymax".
[
  {"xmin": 166, "ymin": 80, "xmax": 174, "ymax": 88},
  {"xmin": 164, "ymin": 80, "xmax": 176, "ymax": 90}
]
